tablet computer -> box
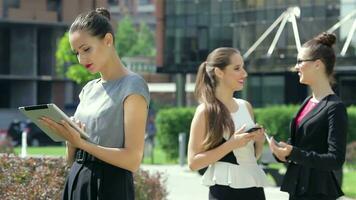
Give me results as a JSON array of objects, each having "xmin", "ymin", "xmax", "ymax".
[{"xmin": 18, "ymin": 103, "xmax": 89, "ymax": 142}]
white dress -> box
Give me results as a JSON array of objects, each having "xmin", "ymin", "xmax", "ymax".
[{"xmin": 202, "ymin": 98, "xmax": 269, "ymax": 189}]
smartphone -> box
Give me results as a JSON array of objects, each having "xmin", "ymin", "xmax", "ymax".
[
  {"xmin": 264, "ymin": 132, "xmax": 282, "ymax": 147},
  {"xmin": 246, "ymin": 126, "xmax": 262, "ymax": 133}
]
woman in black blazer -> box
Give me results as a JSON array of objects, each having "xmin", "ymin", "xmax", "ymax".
[{"xmin": 270, "ymin": 32, "xmax": 348, "ymax": 200}]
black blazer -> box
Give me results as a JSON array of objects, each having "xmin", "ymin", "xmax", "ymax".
[{"xmin": 280, "ymin": 94, "xmax": 348, "ymax": 197}]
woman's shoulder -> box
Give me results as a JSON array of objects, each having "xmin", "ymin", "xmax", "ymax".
[
  {"xmin": 326, "ymin": 94, "xmax": 347, "ymax": 110},
  {"xmin": 122, "ymin": 72, "xmax": 147, "ymax": 84},
  {"xmin": 233, "ymin": 98, "xmax": 252, "ymax": 108}
]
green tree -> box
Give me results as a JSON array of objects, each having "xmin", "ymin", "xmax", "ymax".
[
  {"xmin": 115, "ymin": 16, "xmax": 138, "ymax": 57},
  {"xmin": 130, "ymin": 22, "xmax": 156, "ymax": 57}
]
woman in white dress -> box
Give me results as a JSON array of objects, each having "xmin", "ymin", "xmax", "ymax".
[{"xmin": 188, "ymin": 47, "xmax": 268, "ymax": 200}]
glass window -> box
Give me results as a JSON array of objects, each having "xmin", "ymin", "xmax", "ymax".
[
  {"xmin": 256, "ymin": 10, "xmax": 266, "ymax": 21},
  {"xmin": 197, "ymin": 27, "xmax": 209, "ymax": 50},
  {"xmin": 167, "ymin": 17, "xmax": 175, "ymax": 27},
  {"xmin": 248, "ymin": 75, "xmax": 285, "ymax": 107},
  {"xmin": 139, "ymin": 0, "xmax": 151, "ymax": 5},
  {"xmin": 187, "ymin": 15, "xmax": 197, "ymax": 26},
  {"xmin": 175, "ymin": 15, "xmax": 185, "ymax": 27},
  {"xmin": 174, "ymin": 28, "xmax": 184, "ymax": 64},
  {"xmin": 198, "ymin": 14, "xmax": 209, "ymax": 26},
  {"xmin": 239, "ymin": 24, "xmax": 255, "ymax": 52},
  {"xmin": 175, "ymin": 1, "xmax": 185, "ymax": 15},
  {"xmin": 248, "ymin": 76, "xmax": 263, "ymax": 107},
  {"xmin": 166, "ymin": 1, "xmax": 175, "ymax": 15},
  {"xmin": 187, "ymin": 1, "xmax": 197, "ymax": 14},
  {"xmin": 47, "ymin": 0, "xmax": 59, "ymax": 11},
  {"xmin": 221, "ymin": 1, "xmax": 233, "ymax": 13},
  {"xmin": 266, "ymin": 8, "xmax": 277, "ymax": 21},
  {"xmin": 220, "ymin": 27, "xmax": 233, "ymax": 47},
  {"xmin": 4, "ymin": 0, "xmax": 20, "ymax": 8},
  {"xmin": 211, "ymin": 14, "xmax": 221, "ymax": 26},
  {"xmin": 210, "ymin": 0, "xmax": 221, "ymax": 14},
  {"xmin": 222, "ymin": 13, "xmax": 232, "ymax": 26},
  {"xmin": 209, "ymin": 27, "xmax": 221, "ymax": 49},
  {"xmin": 108, "ymin": 0, "xmax": 119, "ymax": 5},
  {"xmin": 339, "ymin": 78, "xmax": 356, "ymax": 106}
]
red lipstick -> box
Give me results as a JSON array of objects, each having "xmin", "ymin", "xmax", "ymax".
[{"xmin": 85, "ymin": 64, "xmax": 92, "ymax": 69}]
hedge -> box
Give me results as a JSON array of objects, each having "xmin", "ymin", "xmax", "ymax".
[
  {"xmin": 156, "ymin": 105, "xmax": 356, "ymax": 160},
  {"xmin": 254, "ymin": 105, "xmax": 299, "ymax": 141},
  {"xmin": 0, "ymin": 155, "xmax": 167, "ymax": 200},
  {"xmin": 156, "ymin": 107, "xmax": 195, "ymax": 159}
]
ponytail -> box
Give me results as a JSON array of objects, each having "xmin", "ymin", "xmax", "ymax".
[{"xmin": 194, "ymin": 47, "xmax": 239, "ymax": 150}]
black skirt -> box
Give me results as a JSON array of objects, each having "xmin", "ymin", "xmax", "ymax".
[
  {"xmin": 209, "ymin": 184, "xmax": 265, "ymax": 200},
  {"xmin": 62, "ymin": 150, "xmax": 134, "ymax": 200}
]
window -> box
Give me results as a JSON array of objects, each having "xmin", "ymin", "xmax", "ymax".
[
  {"xmin": 248, "ymin": 75, "xmax": 285, "ymax": 107},
  {"xmin": 139, "ymin": 0, "xmax": 151, "ymax": 5},
  {"xmin": 108, "ymin": 0, "xmax": 119, "ymax": 5},
  {"xmin": 47, "ymin": 0, "xmax": 59, "ymax": 11}
]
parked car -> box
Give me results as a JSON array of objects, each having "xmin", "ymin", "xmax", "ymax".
[{"xmin": 7, "ymin": 120, "xmax": 62, "ymax": 146}]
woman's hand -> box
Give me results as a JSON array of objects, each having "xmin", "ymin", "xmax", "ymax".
[
  {"xmin": 269, "ymin": 137, "xmax": 293, "ymax": 162},
  {"xmin": 226, "ymin": 125, "xmax": 255, "ymax": 150},
  {"xmin": 39, "ymin": 117, "xmax": 85, "ymax": 149},
  {"xmin": 252, "ymin": 125, "xmax": 265, "ymax": 144}
]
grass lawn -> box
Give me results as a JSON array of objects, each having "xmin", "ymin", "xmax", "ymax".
[
  {"xmin": 343, "ymin": 165, "xmax": 356, "ymax": 198},
  {"xmin": 14, "ymin": 146, "xmax": 66, "ymax": 157},
  {"xmin": 13, "ymin": 145, "xmax": 177, "ymax": 164},
  {"xmin": 142, "ymin": 146, "xmax": 178, "ymax": 164}
]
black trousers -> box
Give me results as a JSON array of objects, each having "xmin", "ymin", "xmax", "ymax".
[{"xmin": 209, "ymin": 185, "xmax": 265, "ymax": 200}]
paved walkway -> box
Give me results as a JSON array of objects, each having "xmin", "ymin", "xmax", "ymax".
[
  {"xmin": 141, "ymin": 164, "xmax": 354, "ymax": 200},
  {"xmin": 141, "ymin": 164, "xmax": 288, "ymax": 200}
]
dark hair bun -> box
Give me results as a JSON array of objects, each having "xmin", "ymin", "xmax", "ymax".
[
  {"xmin": 315, "ymin": 32, "xmax": 336, "ymax": 47},
  {"xmin": 95, "ymin": 7, "xmax": 111, "ymax": 20}
]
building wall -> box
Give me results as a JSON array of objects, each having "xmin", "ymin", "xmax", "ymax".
[
  {"xmin": 155, "ymin": 0, "xmax": 164, "ymax": 67},
  {"xmin": 159, "ymin": 0, "xmax": 356, "ymax": 106},
  {"xmin": 62, "ymin": 0, "xmax": 108, "ymax": 23},
  {"xmin": 7, "ymin": 0, "xmax": 57, "ymax": 22}
]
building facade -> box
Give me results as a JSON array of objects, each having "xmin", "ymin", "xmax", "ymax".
[{"xmin": 156, "ymin": 0, "xmax": 356, "ymax": 107}]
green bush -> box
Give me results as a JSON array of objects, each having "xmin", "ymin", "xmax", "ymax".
[
  {"xmin": 155, "ymin": 105, "xmax": 355, "ymax": 160},
  {"xmin": 254, "ymin": 105, "xmax": 299, "ymax": 141},
  {"xmin": 0, "ymin": 155, "xmax": 167, "ymax": 200},
  {"xmin": 156, "ymin": 107, "xmax": 195, "ymax": 159}
]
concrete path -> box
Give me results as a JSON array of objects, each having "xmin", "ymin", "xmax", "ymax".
[
  {"xmin": 141, "ymin": 164, "xmax": 289, "ymax": 200},
  {"xmin": 141, "ymin": 164, "xmax": 354, "ymax": 200}
]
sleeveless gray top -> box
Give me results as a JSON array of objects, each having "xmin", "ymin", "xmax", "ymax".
[{"xmin": 74, "ymin": 72, "xmax": 150, "ymax": 148}]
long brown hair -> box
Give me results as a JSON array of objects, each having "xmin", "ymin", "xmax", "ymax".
[{"xmin": 195, "ymin": 47, "xmax": 240, "ymax": 151}]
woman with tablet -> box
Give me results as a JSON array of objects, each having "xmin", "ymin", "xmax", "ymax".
[
  {"xmin": 269, "ymin": 32, "xmax": 348, "ymax": 200},
  {"xmin": 187, "ymin": 47, "xmax": 268, "ymax": 200},
  {"xmin": 39, "ymin": 8, "xmax": 149, "ymax": 200}
]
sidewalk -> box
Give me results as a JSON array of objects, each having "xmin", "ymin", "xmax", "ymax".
[
  {"xmin": 141, "ymin": 164, "xmax": 289, "ymax": 200},
  {"xmin": 141, "ymin": 164, "xmax": 354, "ymax": 200}
]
